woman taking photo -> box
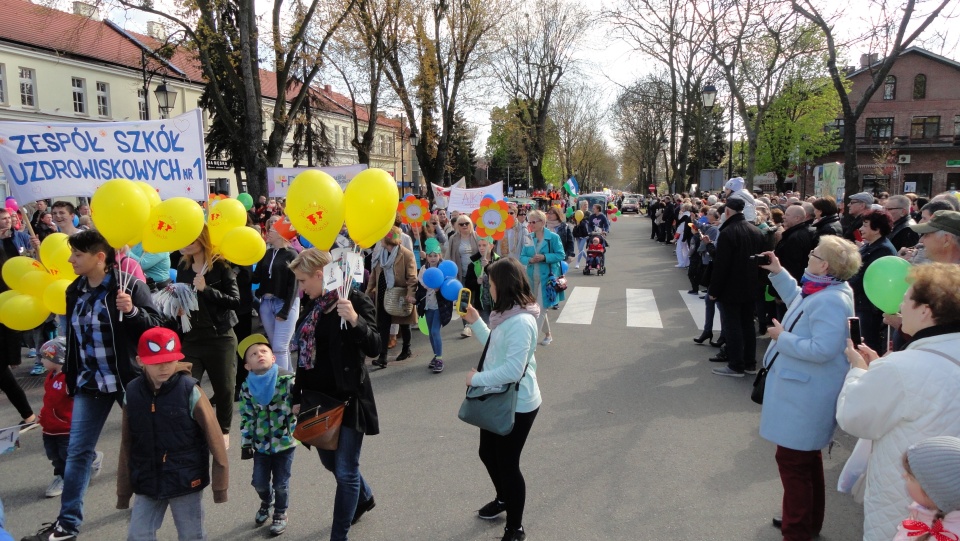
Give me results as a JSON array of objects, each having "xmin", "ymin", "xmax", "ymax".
[
  {"xmin": 849, "ymin": 210, "xmax": 897, "ymax": 353},
  {"xmin": 519, "ymin": 210, "xmax": 566, "ymax": 346},
  {"xmin": 367, "ymin": 227, "xmax": 418, "ymax": 368},
  {"xmin": 288, "ymin": 248, "xmax": 381, "ymax": 541},
  {"xmin": 461, "ymin": 258, "xmax": 541, "ymax": 541},
  {"xmin": 543, "ymin": 206, "xmax": 575, "ymax": 261},
  {"xmin": 252, "ymin": 216, "xmax": 300, "ymax": 371},
  {"xmin": 445, "ymin": 215, "xmax": 480, "ymax": 337},
  {"xmin": 836, "ymin": 263, "xmax": 960, "ymax": 541},
  {"xmin": 177, "ymin": 224, "xmax": 240, "ymax": 448},
  {"xmin": 755, "ymin": 236, "xmax": 861, "ymax": 541}
]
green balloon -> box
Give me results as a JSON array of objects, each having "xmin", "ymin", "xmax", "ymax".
[
  {"xmin": 863, "ymin": 255, "xmax": 912, "ymax": 314},
  {"xmin": 616, "ymin": 210, "xmax": 622, "ymax": 216},
  {"xmin": 237, "ymin": 192, "xmax": 254, "ymax": 211},
  {"xmin": 418, "ymin": 315, "xmax": 429, "ymax": 336},
  {"xmin": 565, "ymin": 208, "xmax": 573, "ymax": 218}
]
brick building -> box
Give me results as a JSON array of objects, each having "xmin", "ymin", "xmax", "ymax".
[{"xmin": 819, "ymin": 47, "xmax": 960, "ymax": 197}]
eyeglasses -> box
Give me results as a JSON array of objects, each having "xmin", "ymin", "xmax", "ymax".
[
  {"xmin": 809, "ymin": 251, "xmax": 824, "ymax": 261},
  {"xmin": 528, "ymin": 219, "xmax": 542, "ymax": 224},
  {"xmin": 458, "ymin": 222, "xmax": 470, "ymax": 226},
  {"xmin": 508, "ymin": 212, "xmax": 515, "ymax": 215},
  {"xmin": 884, "ymin": 207, "xmax": 905, "ymax": 211}
]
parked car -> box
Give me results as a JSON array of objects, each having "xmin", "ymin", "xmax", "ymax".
[{"xmin": 620, "ymin": 198, "xmax": 640, "ymax": 214}]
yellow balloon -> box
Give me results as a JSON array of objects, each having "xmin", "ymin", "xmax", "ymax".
[
  {"xmin": 43, "ymin": 279, "xmax": 72, "ymax": 315},
  {"xmin": 574, "ymin": 210, "xmax": 584, "ymax": 223},
  {"xmin": 141, "ymin": 197, "xmax": 206, "ymax": 253},
  {"xmin": 91, "ymin": 179, "xmax": 151, "ymax": 248},
  {"xmin": 39, "ymin": 233, "xmax": 77, "ymax": 281},
  {"xmin": 0, "ymin": 290, "xmax": 19, "ymax": 312},
  {"xmin": 0, "ymin": 294, "xmax": 50, "ymax": 331},
  {"xmin": 344, "ymin": 168, "xmax": 399, "ymax": 248},
  {"xmin": 286, "ymin": 170, "xmax": 345, "ymax": 250},
  {"xmin": 218, "ymin": 227, "xmax": 267, "ymax": 266},
  {"xmin": 134, "ymin": 181, "xmax": 162, "ymax": 208},
  {"xmin": 207, "ymin": 198, "xmax": 248, "ymax": 246},
  {"xmin": 2, "ymin": 256, "xmax": 47, "ymax": 292},
  {"xmin": 19, "ymin": 270, "xmax": 56, "ymax": 298}
]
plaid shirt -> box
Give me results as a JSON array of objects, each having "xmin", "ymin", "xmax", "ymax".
[{"xmin": 72, "ymin": 273, "xmax": 118, "ymax": 393}]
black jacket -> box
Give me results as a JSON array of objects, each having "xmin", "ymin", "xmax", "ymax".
[
  {"xmin": 293, "ymin": 291, "xmax": 381, "ymax": 435},
  {"xmin": 64, "ymin": 268, "xmax": 164, "ymax": 396},
  {"xmin": 775, "ymin": 222, "xmax": 817, "ymax": 284},
  {"xmin": 251, "ymin": 247, "xmax": 299, "ymax": 319},
  {"xmin": 176, "ymin": 260, "xmax": 240, "ymax": 335},
  {"xmin": 842, "ymin": 214, "xmax": 864, "ymax": 243},
  {"xmin": 463, "ymin": 252, "xmax": 500, "ymax": 312},
  {"xmin": 888, "ymin": 215, "xmax": 920, "ymax": 252},
  {"xmin": 813, "ymin": 214, "xmax": 843, "ymax": 240},
  {"xmin": 552, "ymin": 223, "xmax": 575, "ymax": 258},
  {"xmin": 708, "ymin": 213, "xmax": 766, "ymax": 303}
]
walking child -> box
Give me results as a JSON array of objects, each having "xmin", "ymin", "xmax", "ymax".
[
  {"xmin": 238, "ymin": 333, "xmax": 297, "ymax": 536},
  {"xmin": 895, "ymin": 436, "xmax": 960, "ymax": 540},
  {"xmin": 116, "ymin": 327, "xmax": 229, "ymax": 540},
  {"xmin": 416, "ymin": 238, "xmax": 453, "ymax": 373},
  {"xmin": 36, "ymin": 338, "xmax": 104, "ymax": 498}
]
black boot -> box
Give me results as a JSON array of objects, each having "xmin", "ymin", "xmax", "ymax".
[
  {"xmin": 396, "ymin": 347, "xmax": 412, "ymax": 361},
  {"xmin": 709, "ymin": 336, "xmax": 726, "ymax": 348},
  {"xmin": 693, "ymin": 331, "xmax": 713, "ymax": 344},
  {"xmin": 373, "ymin": 357, "xmax": 388, "ymax": 369}
]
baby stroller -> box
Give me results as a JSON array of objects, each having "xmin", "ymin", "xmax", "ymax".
[{"xmin": 582, "ymin": 231, "xmax": 607, "ymax": 276}]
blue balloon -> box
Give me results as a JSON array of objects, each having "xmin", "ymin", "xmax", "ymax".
[
  {"xmin": 441, "ymin": 278, "xmax": 463, "ymax": 301},
  {"xmin": 73, "ymin": 216, "xmax": 80, "ymax": 227},
  {"xmin": 560, "ymin": 261, "xmax": 569, "ymax": 275},
  {"xmin": 168, "ymin": 268, "xmax": 178, "ymax": 282},
  {"xmin": 423, "ymin": 267, "xmax": 444, "ymax": 289},
  {"xmin": 299, "ymin": 235, "xmax": 314, "ymax": 248},
  {"xmin": 438, "ymin": 260, "xmax": 458, "ymax": 279}
]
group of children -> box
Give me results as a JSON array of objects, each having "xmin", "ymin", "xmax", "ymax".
[{"xmin": 28, "ymin": 328, "xmax": 298, "ymax": 539}]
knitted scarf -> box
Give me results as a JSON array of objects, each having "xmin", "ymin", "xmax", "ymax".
[
  {"xmin": 799, "ymin": 271, "xmax": 844, "ymax": 298},
  {"xmin": 294, "ymin": 290, "xmax": 339, "ymax": 370}
]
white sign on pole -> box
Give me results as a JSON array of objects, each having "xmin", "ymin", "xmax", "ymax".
[
  {"xmin": 0, "ymin": 110, "xmax": 207, "ymax": 201},
  {"xmin": 267, "ymin": 164, "xmax": 368, "ymax": 196},
  {"xmin": 446, "ymin": 182, "xmax": 504, "ymax": 214}
]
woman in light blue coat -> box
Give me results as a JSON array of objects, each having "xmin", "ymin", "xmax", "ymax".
[
  {"xmin": 519, "ymin": 210, "xmax": 566, "ymax": 346},
  {"xmin": 756, "ymin": 235, "xmax": 861, "ymax": 541},
  {"xmin": 462, "ymin": 258, "xmax": 541, "ymax": 541}
]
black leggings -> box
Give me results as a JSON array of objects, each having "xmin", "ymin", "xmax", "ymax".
[
  {"xmin": 0, "ymin": 364, "xmax": 33, "ymax": 420},
  {"xmin": 376, "ymin": 297, "xmax": 409, "ymax": 360},
  {"xmin": 478, "ymin": 408, "xmax": 539, "ymax": 530}
]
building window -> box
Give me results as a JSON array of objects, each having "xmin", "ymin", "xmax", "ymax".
[
  {"xmin": 883, "ymin": 75, "xmax": 896, "ymax": 100},
  {"xmin": 865, "ymin": 117, "xmax": 894, "ymax": 143},
  {"xmin": 913, "ymin": 74, "xmax": 927, "ymax": 100},
  {"xmin": 137, "ymin": 89, "xmax": 147, "ymax": 120},
  {"xmin": 826, "ymin": 118, "xmax": 845, "ymax": 139},
  {"xmin": 0, "ymin": 64, "xmax": 6, "ymax": 104},
  {"xmin": 19, "ymin": 67, "xmax": 36, "ymax": 107},
  {"xmin": 72, "ymin": 77, "xmax": 86, "ymax": 114},
  {"xmin": 96, "ymin": 82, "xmax": 109, "ymax": 117},
  {"xmin": 910, "ymin": 116, "xmax": 940, "ymax": 141},
  {"xmin": 335, "ymin": 126, "xmax": 340, "ymax": 148},
  {"xmin": 954, "ymin": 115, "xmax": 960, "ymax": 144}
]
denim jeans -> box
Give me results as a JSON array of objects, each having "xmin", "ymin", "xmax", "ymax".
[
  {"xmin": 259, "ymin": 295, "xmax": 300, "ymax": 371},
  {"xmin": 252, "ymin": 448, "xmax": 295, "ymax": 514},
  {"xmin": 574, "ymin": 237, "xmax": 587, "ymax": 264},
  {"xmin": 127, "ymin": 490, "xmax": 206, "ymax": 541},
  {"xmin": 703, "ymin": 295, "xmax": 717, "ymax": 335},
  {"xmin": 43, "ymin": 433, "xmax": 70, "ymax": 477},
  {"xmin": 425, "ymin": 309, "xmax": 442, "ymax": 357},
  {"xmin": 58, "ymin": 390, "xmax": 123, "ymax": 534},
  {"xmin": 317, "ymin": 427, "xmax": 373, "ymax": 541}
]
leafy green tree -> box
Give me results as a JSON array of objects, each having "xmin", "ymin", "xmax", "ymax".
[{"xmin": 445, "ymin": 112, "xmax": 478, "ymax": 185}]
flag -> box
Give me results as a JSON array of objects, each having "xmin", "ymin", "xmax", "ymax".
[{"xmin": 563, "ymin": 176, "xmax": 579, "ymax": 196}]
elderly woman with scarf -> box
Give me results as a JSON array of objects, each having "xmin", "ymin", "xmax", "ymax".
[
  {"xmin": 288, "ymin": 248, "xmax": 381, "ymax": 541},
  {"xmin": 462, "ymin": 258, "xmax": 542, "ymax": 541},
  {"xmin": 519, "ymin": 210, "xmax": 566, "ymax": 346},
  {"xmin": 367, "ymin": 227, "xmax": 418, "ymax": 368},
  {"xmin": 755, "ymin": 235, "xmax": 861, "ymax": 541},
  {"xmin": 543, "ymin": 206, "xmax": 575, "ymax": 261},
  {"xmin": 445, "ymin": 214, "xmax": 480, "ymax": 337}
]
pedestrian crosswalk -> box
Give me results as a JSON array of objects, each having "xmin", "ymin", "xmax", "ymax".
[{"xmin": 550, "ymin": 287, "xmax": 721, "ymax": 331}]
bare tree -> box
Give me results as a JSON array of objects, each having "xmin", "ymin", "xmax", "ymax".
[
  {"xmin": 492, "ymin": 0, "xmax": 593, "ymax": 189},
  {"xmin": 551, "ymin": 83, "xmax": 601, "ymax": 182},
  {"xmin": 611, "ymin": 75, "xmax": 671, "ymax": 193},
  {"xmin": 790, "ymin": 0, "xmax": 956, "ymax": 200}
]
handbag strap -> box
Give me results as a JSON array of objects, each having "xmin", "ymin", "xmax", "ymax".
[
  {"xmin": 917, "ymin": 348, "xmax": 960, "ymax": 368},
  {"xmin": 763, "ymin": 310, "xmax": 805, "ymax": 371},
  {"xmin": 474, "ymin": 333, "xmax": 530, "ymax": 388}
]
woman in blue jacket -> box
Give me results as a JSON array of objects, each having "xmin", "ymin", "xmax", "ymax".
[
  {"xmin": 519, "ymin": 210, "xmax": 566, "ymax": 346},
  {"xmin": 756, "ymin": 235, "xmax": 861, "ymax": 541},
  {"xmin": 462, "ymin": 258, "xmax": 541, "ymax": 541}
]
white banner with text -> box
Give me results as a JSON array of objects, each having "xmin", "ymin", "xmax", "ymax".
[{"xmin": 267, "ymin": 164, "xmax": 368, "ymax": 196}]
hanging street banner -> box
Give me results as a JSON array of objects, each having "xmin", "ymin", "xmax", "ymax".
[
  {"xmin": 0, "ymin": 110, "xmax": 207, "ymax": 202},
  {"xmin": 446, "ymin": 181, "xmax": 504, "ymax": 214},
  {"xmin": 267, "ymin": 164, "xmax": 368, "ymax": 196},
  {"xmin": 431, "ymin": 178, "xmax": 467, "ymax": 209}
]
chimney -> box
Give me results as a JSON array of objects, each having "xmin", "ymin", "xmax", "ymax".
[
  {"xmin": 324, "ymin": 85, "xmax": 331, "ymax": 93},
  {"xmin": 147, "ymin": 21, "xmax": 167, "ymax": 41},
  {"xmin": 72, "ymin": 1, "xmax": 100, "ymax": 20},
  {"xmin": 870, "ymin": 53, "xmax": 879, "ymax": 65},
  {"xmin": 860, "ymin": 54, "xmax": 870, "ymax": 68}
]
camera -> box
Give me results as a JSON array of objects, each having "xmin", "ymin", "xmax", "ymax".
[{"xmin": 749, "ymin": 254, "xmax": 771, "ymax": 265}]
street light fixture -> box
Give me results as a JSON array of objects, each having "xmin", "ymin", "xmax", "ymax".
[
  {"xmin": 154, "ymin": 82, "xmax": 177, "ymax": 118},
  {"xmin": 701, "ymin": 83, "xmax": 717, "ymax": 111}
]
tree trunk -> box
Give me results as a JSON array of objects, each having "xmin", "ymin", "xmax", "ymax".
[{"xmin": 842, "ymin": 120, "xmax": 860, "ymax": 202}]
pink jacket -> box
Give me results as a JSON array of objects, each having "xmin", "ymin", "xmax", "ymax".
[{"xmin": 893, "ymin": 503, "xmax": 960, "ymax": 540}]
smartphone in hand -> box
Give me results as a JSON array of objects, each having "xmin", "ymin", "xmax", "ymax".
[
  {"xmin": 848, "ymin": 317, "xmax": 862, "ymax": 348},
  {"xmin": 456, "ymin": 288, "xmax": 472, "ymax": 315}
]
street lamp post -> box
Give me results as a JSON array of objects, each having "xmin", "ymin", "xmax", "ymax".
[
  {"xmin": 700, "ymin": 83, "xmax": 717, "ymax": 194},
  {"xmin": 154, "ymin": 81, "xmax": 177, "ymax": 119}
]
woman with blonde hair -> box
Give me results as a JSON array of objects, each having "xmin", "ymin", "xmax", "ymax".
[
  {"xmin": 367, "ymin": 226, "xmax": 418, "ymax": 368},
  {"xmin": 176, "ymin": 224, "xmax": 240, "ymax": 447},
  {"xmin": 520, "ymin": 209, "xmax": 566, "ymax": 346},
  {"xmin": 252, "ymin": 216, "xmax": 300, "ymax": 371}
]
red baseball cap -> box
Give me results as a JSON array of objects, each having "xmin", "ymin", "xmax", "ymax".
[{"xmin": 137, "ymin": 327, "xmax": 185, "ymax": 365}]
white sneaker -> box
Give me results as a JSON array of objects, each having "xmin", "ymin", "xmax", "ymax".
[
  {"xmin": 574, "ymin": 264, "xmax": 580, "ymax": 269},
  {"xmin": 45, "ymin": 475, "xmax": 64, "ymax": 498},
  {"xmin": 540, "ymin": 335, "xmax": 553, "ymax": 346},
  {"xmin": 461, "ymin": 327, "xmax": 473, "ymax": 338},
  {"xmin": 90, "ymin": 451, "xmax": 104, "ymax": 476}
]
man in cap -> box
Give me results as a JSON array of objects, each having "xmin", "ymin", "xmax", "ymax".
[
  {"xmin": 910, "ymin": 210, "xmax": 960, "ymax": 265},
  {"xmin": 843, "ymin": 192, "xmax": 874, "ymax": 243}
]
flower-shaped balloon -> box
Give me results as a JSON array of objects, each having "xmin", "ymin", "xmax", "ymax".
[
  {"xmin": 397, "ymin": 194, "xmax": 430, "ymax": 226},
  {"xmin": 470, "ymin": 196, "xmax": 514, "ymax": 240}
]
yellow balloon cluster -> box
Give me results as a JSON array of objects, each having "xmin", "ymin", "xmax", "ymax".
[
  {"xmin": 0, "ymin": 234, "xmax": 80, "ymax": 330},
  {"xmin": 208, "ymin": 198, "xmax": 265, "ymax": 266}
]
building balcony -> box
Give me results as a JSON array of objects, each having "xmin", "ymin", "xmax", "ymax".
[{"xmin": 853, "ymin": 134, "xmax": 960, "ymax": 149}]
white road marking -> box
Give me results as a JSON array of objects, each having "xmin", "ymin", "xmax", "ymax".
[
  {"xmin": 678, "ymin": 290, "xmax": 721, "ymax": 331},
  {"xmin": 625, "ymin": 289, "xmax": 663, "ymax": 328},
  {"xmin": 556, "ymin": 286, "xmax": 600, "ymax": 325}
]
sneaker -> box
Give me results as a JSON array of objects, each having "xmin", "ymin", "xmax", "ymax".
[
  {"xmin": 501, "ymin": 526, "xmax": 526, "ymax": 541},
  {"xmin": 478, "ymin": 499, "xmax": 507, "ymax": 520},
  {"xmin": 539, "ymin": 335, "xmax": 552, "ymax": 346},
  {"xmin": 21, "ymin": 521, "xmax": 76, "ymax": 541},
  {"xmin": 255, "ymin": 502, "xmax": 271, "ymax": 526},
  {"xmin": 432, "ymin": 359, "xmax": 444, "ymax": 374},
  {"xmin": 744, "ymin": 367, "xmax": 759, "ymax": 375},
  {"xmin": 428, "ymin": 357, "xmax": 438, "ymax": 370},
  {"xmin": 44, "ymin": 476, "xmax": 64, "ymax": 498},
  {"xmin": 30, "ymin": 361, "xmax": 47, "ymax": 376},
  {"xmin": 90, "ymin": 451, "xmax": 104, "ymax": 476},
  {"xmin": 352, "ymin": 496, "xmax": 376, "ymax": 525},
  {"xmin": 712, "ymin": 366, "xmax": 745, "ymax": 378},
  {"xmin": 269, "ymin": 514, "xmax": 287, "ymax": 536},
  {"xmin": 461, "ymin": 326, "xmax": 473, "ymax": 338},
  {"xmin": 19, "ymin": 419, "xmax": 40, "ymax": 434},
  {"xmin": 574, "ymin": 264, "xmax": 580, "ymax": 269},
  {"xmin": 27, "ymin": 348, "xmax": 37, "ymax": 358}
]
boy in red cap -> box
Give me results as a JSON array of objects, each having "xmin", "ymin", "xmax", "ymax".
[{"xmin": 116, "ymin": 327, "xmax": 229, "ymax": 540}]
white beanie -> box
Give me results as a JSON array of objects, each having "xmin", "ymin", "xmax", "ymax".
[{"xmin": 907, "ymin": 436, "xmax": 960, "ymax": 512}]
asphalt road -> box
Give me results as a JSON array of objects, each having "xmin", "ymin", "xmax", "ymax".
[{"xmin": 1, "ymin": 214, "xmax": 864, "ymax": 541}]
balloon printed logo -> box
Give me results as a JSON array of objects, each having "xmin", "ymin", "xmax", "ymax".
[
  {"xmin": 470, "ymin": 196, "xmax": 513, "ymax": 240},
  {"xmin": 398, "ymin": 195, "xmax": 429, "ymax": 225},
  {"xmin": 151, "ymin": 214, "xmax": 178, "ymax": 240}
]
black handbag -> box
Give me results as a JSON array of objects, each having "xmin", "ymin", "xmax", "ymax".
[{"xmin": 751, "ymin": 310, "xmax": 803, "ymax": 405}]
